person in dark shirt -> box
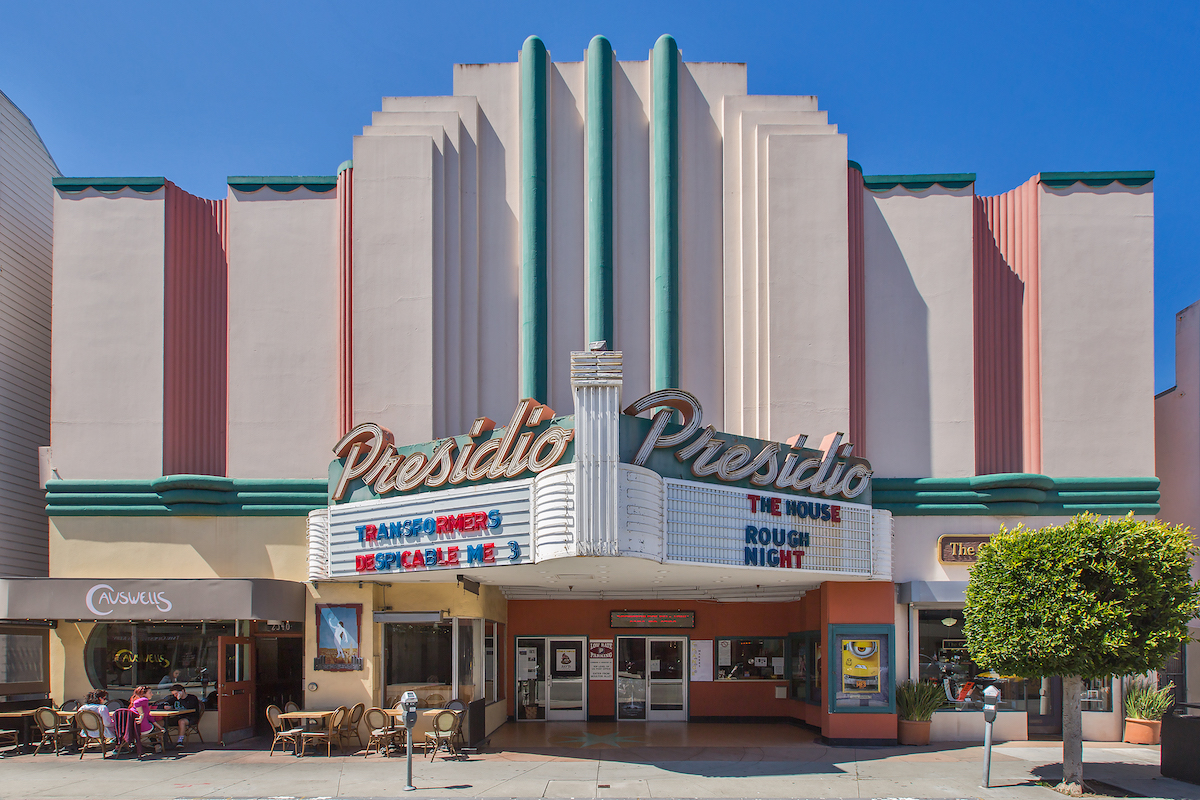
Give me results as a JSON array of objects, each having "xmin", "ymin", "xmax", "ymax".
[{"xmin": 168, "ymin": 684, "xmax": 200, "ymax": 746}]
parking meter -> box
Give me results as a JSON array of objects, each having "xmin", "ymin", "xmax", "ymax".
[
  {"xmin": 981, "ymin": 685, "xmax": 1001, "ymax": 788},
  {"xmin": 982, "ymin": 685, "xmax": 1000, "ymax": 723},
  {"xmin": 401, "ymin": 691, "xmax": 418, "ymax": 791}
]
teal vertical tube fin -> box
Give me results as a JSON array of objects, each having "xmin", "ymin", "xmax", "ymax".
[
  {"xmin": 652, "ymin": 34, "xmax": 679, "ymax": 391},
  {"xmin": 520, "ymin": 35, "xmax": 549, "ymax": 401},
  {"xmin": 586, "ymin": 35, "xmax": 614, "ymax": 350}
]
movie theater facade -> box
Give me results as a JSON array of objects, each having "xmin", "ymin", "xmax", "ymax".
[{"xmin": 22, "ymin": 36, "xmax": 1158, "ymax": 745}]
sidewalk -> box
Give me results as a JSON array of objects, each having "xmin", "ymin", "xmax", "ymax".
[{"xmin": 0, "ymin": 723, "xmax": 1194, "ymax": 800}]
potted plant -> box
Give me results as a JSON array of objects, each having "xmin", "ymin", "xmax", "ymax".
[
  {"xmin": 896, "ymin": 680, "xmax": 945, "ymax": 745},
  {"xmin": 1123, "ymin": 678, "xmax": 1175, "ymax": 744}
]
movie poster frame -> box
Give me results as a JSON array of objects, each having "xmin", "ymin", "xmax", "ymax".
[{"xmin": 827, "ymin": 623, "xmax": 896, "ymax": 714}]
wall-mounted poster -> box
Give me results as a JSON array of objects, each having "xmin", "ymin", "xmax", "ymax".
[
  {"xmin": 690, "ymin": 640, "xmax": 713, "ymax": 682},
  {"xmin": 829, "ymin": 625, "xmax": 894, "ymax": 713},
  {"xmin": 589, "ymin": 640, "xmax": 614, "ymax": 680},
  {"xmin": 314, "ymin": 604, "xmax": 363, "ymax": 671}
]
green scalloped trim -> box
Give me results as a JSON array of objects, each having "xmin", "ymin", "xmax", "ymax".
[
  {"xmin": 227, "ymin": 176, "xmax": 337, "ymax": 193},
  {"xmin": 337, "ymin": 160, "xmax": 353, "ymax": 175},
  {"xmin": 52, "ymin": 177, "xmax": 165, "ymax": 194},
  {"xmin": 847, "ymin": 160, "xmax": 863, "ymax": 174},
  {"xmin": 873, "ymin": 474, "xmax": 1159, "ymax": 516},
  {"xmin": 863, "ymin": 173, "xmax": 976, "ymax": 192},
  {"xmin": 1040, "ymin": 171, "xmax": 1153, "ymax": 188},
  {"xmin": 46, "ymin": 475, "xmax": 327, "ymax": 517}
]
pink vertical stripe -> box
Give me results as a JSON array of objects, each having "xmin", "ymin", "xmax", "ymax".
[
  {"xmin": 847, "ymin": 165, "xmax": 866, "ymax": 455},
  {"xmin": 338, "ymin": 167, "xmax": 354, "ymax": 435},
  {"xmin": 973, "ymin": 176, "xmax": 1041, "ymax": 474},
  {"xmin": 163, "ymin": 182, "xmax": 228, "ymax": 476}
]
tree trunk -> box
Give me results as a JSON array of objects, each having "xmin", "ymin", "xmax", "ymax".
[{"xmin": 1059, "ymin": 674, "xmax": 1084, "ymax": 796}]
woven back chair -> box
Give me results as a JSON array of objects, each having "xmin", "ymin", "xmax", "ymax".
[
  {"xmin": 299, "ymin": 706, "xmax": 346, "ymax": 757},
  {"xmin": 33, "ymin": 707, "xmax": 71, "ymax": 756},
  {"xmin": 76, "ymin": 709, "xmax": 110, "ymax": 759},
  {"xmin": 362, "ymin": 707, "xmax": 398, "ymax": 757},
  {"xmin": 339, "ymin": 702, "xmax": 365, "ymax": 750},
  {"xmin": 266, "ymin": 704, "xmax": 301, "ymax": 757},
  {"xmin": 283, "ymin": 701, "xmax": 300, "ymax": 714},
  {"xmin": 424, "ymin": 709, "xmax": 458, "ymax": 760}
]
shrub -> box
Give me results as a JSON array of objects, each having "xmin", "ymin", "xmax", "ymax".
[
  {"xmin": 1124, "ymin": 678, "xmax": 1175, "ymax": 721},
  {"xmin": 896, "ymin": 680, "xmax": 946, "ymax": 722}
]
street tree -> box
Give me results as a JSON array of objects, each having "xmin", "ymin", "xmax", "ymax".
[{"xmin": 963, "ymin": 513, "xmax": 1198, "ymax": 796}]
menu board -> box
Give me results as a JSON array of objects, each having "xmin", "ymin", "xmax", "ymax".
[{"xmin": 609, "ymin": 611, "xmax": 695, "ymax": 628}]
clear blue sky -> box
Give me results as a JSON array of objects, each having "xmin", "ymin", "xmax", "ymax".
[{"xmin": 5, "ymin": 1, "xmax": 1197, "ymax": 392}]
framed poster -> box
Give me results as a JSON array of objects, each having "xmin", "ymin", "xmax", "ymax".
[
  {"xmin": 828, "ymin": 624, "xmax": 894, "ymax": 713},
  {"xmin": 314, "ymin": 604, "xmax": 363, "ymax": 671}
]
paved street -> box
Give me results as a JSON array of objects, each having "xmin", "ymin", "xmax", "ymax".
[{"xmin": 0, "ymin": 722, "xmax": 1194, "ymax": 800}]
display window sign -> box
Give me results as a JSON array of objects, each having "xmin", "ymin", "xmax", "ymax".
[
  {"xmin": 828, "ymin": 624, "xmax": 895, "ymax": 713},
  {"xmin": 589, "ymin": 640, "xmax": 614, "ymax": 680},
  {"xmin": 621, "ymin": 389, "xmax": 872, "ymax": 503},
  {"xmin": 330, "ymin": 398, "xmax": 574, "ymax": 503},
  {"xmin": 663, "ymin": 480, "xmax": 873, "ymax": 575},
  {"xmin": 327, "ymin": 480, "xmax": 533, "ymax": 578}
]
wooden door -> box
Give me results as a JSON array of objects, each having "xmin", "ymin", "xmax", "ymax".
[{"xmin": 217, "ymin": 636, "xmax": 254, "ymax": 744}]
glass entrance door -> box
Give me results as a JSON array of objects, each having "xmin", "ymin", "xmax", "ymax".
[
  {"xmin": 515, "ymin": 637, "xmax": 587, "ymax": 721},
  {"xmin": 616, "ymin": 636, "xmax": 687, "ymax": 721}
]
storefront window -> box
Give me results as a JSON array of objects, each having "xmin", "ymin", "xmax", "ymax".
[
  {"xmin": 788, "ymin": 632, "xmax": 813, "ymax": 700},
  {"xmin": 715, "ymin": 637, "xmax": 784, "ymax": 680},
  {"xmin": 383, "ymin": 622, "xmax": 452, "ymax": 708},
  {"xmin": 485, "ymin": 622, "xmax": 505, "ymax": 703},
  {"xmin": 84, "ymin": 622, "xmax": 232, "ymax": 705},
  {"xmin": 917, "ymin": 609, "xmax": 1026, "ymax": 711},
  {"xmin": 457, "ymin": 619, "xmax": 477, "ymax": 703},
  {"xmin": 1081, "ymin": 677, "xmax": 1113, "ymax": 712},
  {"xmin": 0, "ymin": 633, "xmax": 45, "ymax": 685}
]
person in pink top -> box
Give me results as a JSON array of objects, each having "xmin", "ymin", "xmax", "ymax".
[{"xmin": 128, "ymin": 685, "xmax": 159, "ymax": 736}]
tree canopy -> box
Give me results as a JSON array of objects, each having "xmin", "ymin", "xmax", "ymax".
[{"xmin": 963, "ymin": 514, "xmax": 1199, "ymax": 679}]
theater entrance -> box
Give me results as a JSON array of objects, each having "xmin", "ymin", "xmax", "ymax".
[
  {"xmin": 516, "ymin": 637, "xmax": 588, "ymax": 721},
  {"xmin": 616, "ymin": 636, "xmax": 688, "ymax": 721}
]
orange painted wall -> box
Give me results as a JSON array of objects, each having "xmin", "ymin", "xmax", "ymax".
[
  {"xmin": 505, "ymin": 581, "xmax": 897, "ymax": 741},
  {"xmin": 820, "ymin": 581, "xmax": 898, "ymax": 740}
]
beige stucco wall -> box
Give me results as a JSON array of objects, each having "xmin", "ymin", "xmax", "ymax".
[
  {"xmin": 1038, "ymin": 182, "xmax": 1155, "ymax": 477},
  {"xmin": 48, "ymin": 516, "xmax": 308, "ymax": 580},
  {"xmin": 51, "ymin": 188, "xmax": 165, "ymax": 479},
  {"xmin": 864, "ymin": 186, "xmax": 975, "ymax": 478},
  {"xmin": 226, "ymin": 187, "xmax": 339, "ymax": 479}
]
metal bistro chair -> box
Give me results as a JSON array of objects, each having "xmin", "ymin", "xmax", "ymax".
[
  {"xmin": 424, "ymin": 710, "xmax": 459, "ymax": 760},
  {"xmin": 283, "ymin": 700, "xmax": 300, "ymax": 714},
  {"xmin": 362, "ymin": 707, "xmax": 399, "ymax": 757},
  {"xmin": 58, "ymin": 699, "xmax": 81, "ymax": 712},
  {"xmin": 266, "ymin": 705, "xmax": 302, "ymax": 757},
  {"xmin": 0, "ymin": 725, "xmax": 20, "ymax": 755},
  {"xmin": 75, "ymin": 709, "xmax": 112, "ymax": 759},
  {"xmin": 299, "ymin": 706, "xmax": 346, "ymax": 757},
  {"xmin": 33, "ymin": 707, "xmax": 73, "ymax": 756}
]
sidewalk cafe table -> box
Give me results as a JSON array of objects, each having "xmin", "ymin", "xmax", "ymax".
[
  {"xmin": 0, "ymin": 710, "xmax": 37, "ymax": 755},
  {"xmin": 382, "ymin": 708, "xmax": 452, "ymax": 749},
  {"xmin": 277, "ymin": 710, "xmax": 336, "ymax": 756},
  {"xmin": 149, "ymin": 709, "xmax": 193, "ymax": 750}
]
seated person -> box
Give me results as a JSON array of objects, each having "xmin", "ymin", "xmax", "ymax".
[
  {"xmin": 166, "ymin": 684, "xmax": 201, "ymax": 747},
  {"xmin": 157, "ymin": 669, "xmax": 183, "ymax": 688},
  {"xmin": 79, "ymin": 690, "xmax": 116, "ymax": 739}
]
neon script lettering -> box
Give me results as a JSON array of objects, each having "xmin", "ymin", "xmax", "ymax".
[
  {"xmin": 332, "ymin": 400, "xmax": 573, "ymax": 502},
  {"xmin": 624, "ymin": 389, "xmax": 871, "ymax": 501}
]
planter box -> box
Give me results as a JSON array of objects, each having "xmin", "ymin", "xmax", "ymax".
[
  {"xmin": 898, "ymin": 719, "xmax": 931, "ymax": 745},
  {"xmin": 1123, "ymin": 717, "xmax": 1161, "ymax": 745}
]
